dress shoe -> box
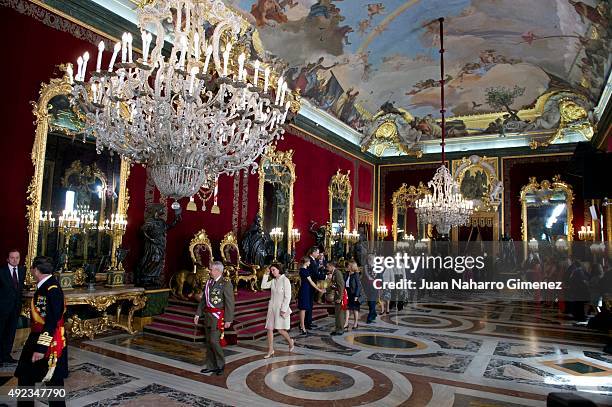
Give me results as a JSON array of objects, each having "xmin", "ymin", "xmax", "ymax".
[
  {"xmin": 330, "ymin": 331, "xmax": 342, "ymax": 336},
  {"xmin": 310, "ymin": 323, "xmax": 318, "ymax": 328},
  {"xmin": 200, "ymin": 368, "xmax": 215, "ymax": 374},
  {"xmin": 213, "ymin": 368, "xmax": 224, "ymax": 376}
]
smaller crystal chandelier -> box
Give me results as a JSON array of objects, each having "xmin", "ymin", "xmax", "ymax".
[{"xmin": 415, "ymin": 18, "xmax": 473, "ymax": 236}]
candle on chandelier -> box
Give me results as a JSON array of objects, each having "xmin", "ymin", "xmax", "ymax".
[
  {"xmin": 253, "ymin": 60, "xmax": 260, "ymax": 87},
  {"xmin": 67, "ymin": 64, "xmax": 74, "ymax": 84},
  {"xmin": 92, "ymin": 83, "xmax": 98, "ymax": 103},
  {"xmin": 188, "ymin": 66, "xmax": 198, "ymax": 95},
  {"xmin": 280, "ymin": 82, "xmax": 288, "ymax": 105},
  {"xmin": 185, "ymin": 2, "xmax": 190, "ymax": 32},
  {"xmin": 127, "ymin": 33, "xmax": 133, "ymax": 63},
  {"xmin": 76, "ymin": 56, "xmax": 83, "ymax": 81},
  {"xmin": 96, "ymin": 41, "xmax": 104, "ymax": 72},
  {"xmin": 178, "ymin": 35, "xmax": 188, "ymax": 68},
  {"xmin": 109, "ymin": 42, "xmax": 121, "ymax": 72},
  {"xmin": 193, "ymin": 31, "xmax": 200, "ymax": 60},
  {"xmin": 237, "ymin": 53, "xmax": 245, "ymax": 80},
  {"xmin": 281, "ymin": 100, "xmax": 291, "ymax": 122},
  {"xmin": 82, "ymin": 52, "xmax": 90, "ymax": 80},
  {"xmin": 275, "ymin": 77, "xmax": 283, "ymax": 104},
  {"xmin": 203, "ymin": 44, "xmax": 213, "ymax": 74},
  {"xmin": 222, "ymin": 43, "xmax": 232, "ymax": 77},
  {"xmin": 263, "ymin": 67, "xmax": 270, "ymax": 92},
  {"xmin": 121, "ymin": 32, "xmax": 128, "ymax": 63}
]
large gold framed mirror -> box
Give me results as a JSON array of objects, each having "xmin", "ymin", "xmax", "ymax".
[
  {"xmin": 520, "ymin": 175, "xmax": 574, "ymax": 243},
  {"xmin": 392, "ymin": 182, "xmax": 430, "ymax": 242},
  {"xmin": 328, "ymin": 170, "xmax": 352, "ymax": 235},
  {"xmin": 26, "ymin": 67, "xmax": 130, "ymax": 281},
  {"xmin": 258, "ymin": 146, "xmax": 295, "ymax": 259}
]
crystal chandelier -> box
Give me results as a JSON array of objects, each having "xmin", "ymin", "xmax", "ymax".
[
  {"xmin": 71, "ymin": 0, "xmax": 293, "ymax": 205},
  {"xmin": 415, "ymin": 18, "xmax": 473, "ymax": 236}
]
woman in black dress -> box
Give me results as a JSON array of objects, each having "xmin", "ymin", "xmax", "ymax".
[
  {"xmin": 344, "ymin": 261, "xmax": 363, "ymax": 330},
  {"xmin": 297, "ymin": 256, "xmax": 324, "ymax": 335}
]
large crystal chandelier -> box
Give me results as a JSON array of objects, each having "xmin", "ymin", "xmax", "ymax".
[
  {"xmin": 415, "ymin": 18, "xmax": 473, "ymax": 236},
  {"xmin": 71, "ymin": 0, "xmax": 292, "ymax": 205}
]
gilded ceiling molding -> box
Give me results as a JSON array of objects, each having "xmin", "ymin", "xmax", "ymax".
[{"xmin": 1, "ymin": 0, "xmax": 113, "ymax": 48}]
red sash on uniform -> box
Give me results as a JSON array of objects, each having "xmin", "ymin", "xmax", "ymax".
[
  {"xmin": 30, "ymin": 298, "xmax": 66, "ymax": 382},
  {"xmin": 341, "ymin": 289, "xmax": 348, "ymax": 311},
  {"xmin": 204, "ymin": 279, "xmax": 227, "ymax": 347}
]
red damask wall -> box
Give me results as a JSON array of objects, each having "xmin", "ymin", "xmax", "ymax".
[
  {"xmin": 164, "ymin": 128, "xmax": 375, "ymax": 279},
  {"xmin": 0, "ymin": 3, "xmax": 375, "ymax": 281},
  {"xmin": 0, "ymin": 5, "xmax": 149, "ymax": 261}
]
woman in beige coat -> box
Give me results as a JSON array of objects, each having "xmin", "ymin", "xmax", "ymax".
[{"xmin": 261, "ymin": 262, "xmax": 294, "ymax": 358}]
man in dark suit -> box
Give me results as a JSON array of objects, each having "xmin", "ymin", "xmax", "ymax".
[
  {"xmin": 305, "ymin": 247, "xmax": 326, "ymax": 329},
  {"xmin": 0, "ymin": 249, "xmax": 26, "ymax": 365}
]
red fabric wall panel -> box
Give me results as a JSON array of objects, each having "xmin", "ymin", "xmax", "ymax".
[
  {"xmin": 358, "ymin": 163, "xmax": 373, "ymax": 209},
  {"xmin": 161, "ymin": 173, "xmax": 235, "ymax": 280},
  {"xmin": 0, "ymin": 6, "xmax": 102, "ymax": 257},
  {"xmin": 379, "ymin": 163, "xmax": 440, "ymax": 241}
]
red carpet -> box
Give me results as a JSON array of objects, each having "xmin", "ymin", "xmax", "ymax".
[{"xmin": 144, "ymin": 289, "xmax": 329, "ymax": 341}]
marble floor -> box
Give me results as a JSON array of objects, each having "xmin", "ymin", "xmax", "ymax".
[{"xmin": 1, "ymin": 297, "xmax": 611, "ymax": 406}]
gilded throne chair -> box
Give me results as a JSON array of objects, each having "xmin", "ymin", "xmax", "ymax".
[
  {"xmin": 220, "ymin": 232, "xmax": 258, "ymax": 293},
  {"xmin": 169, "ymin": 229, "xmax": 212, "ymax": 300}
]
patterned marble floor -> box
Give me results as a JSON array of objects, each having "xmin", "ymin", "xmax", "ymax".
[{"xmin": 2, "ymin": 298, "xmax": 611, "ymax": 406}]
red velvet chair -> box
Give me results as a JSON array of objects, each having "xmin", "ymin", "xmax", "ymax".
[{"xmin": 220, "ymin": 231, "xmax": 258, "ymax": 293}]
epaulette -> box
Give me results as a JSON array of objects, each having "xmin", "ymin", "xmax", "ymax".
[
  {"xmin": 223, "ymin": 277, "xmax": 230, "ymax": 282},
  {"xmin": 37, "ymin": 331, "xmax": 52, "ymax": 346}
]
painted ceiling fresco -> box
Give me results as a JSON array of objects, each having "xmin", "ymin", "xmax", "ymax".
[{"xmin": 226, "ymin": 0, "xmax": 610, "ymax": 142}]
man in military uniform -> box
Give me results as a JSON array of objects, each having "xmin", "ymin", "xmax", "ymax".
[
  {"xmin": 327, "ymin": 262, "xmax": 346, "ymax": 336},
  {"xmin": 194, "ymin": 261, "xmax": 234, "ymax": 376},
  {"xmin": 15, "ymin": 256, "xmax": 67, "ymax": 407}
]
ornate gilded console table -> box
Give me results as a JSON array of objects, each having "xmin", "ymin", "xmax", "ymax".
[{"xmin": 22, "ymin": 286, "xmax": 147, "ymax": 340}]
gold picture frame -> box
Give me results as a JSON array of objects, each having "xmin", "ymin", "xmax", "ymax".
[{"xmin": 26, "ymin": 66, "xmax": 130, "ymax": 284}]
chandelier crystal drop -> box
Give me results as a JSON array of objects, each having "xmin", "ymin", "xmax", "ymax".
[
  {"xmin": 71, "ymin": 0, "xmax": 292, "ymax": 202},
  {"xmin": 415, "ymin": 18, "xmax": 473, "ymax": 236}
]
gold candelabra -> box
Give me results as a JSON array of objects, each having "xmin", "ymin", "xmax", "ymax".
[
  {"xmin": 270, "ymin": 227, "xmax": 284, "ymax": 262},
  {"xmin": 377, "ymin": 225, "xmax": 388, "ymax": 240},
  {"xmin": 290, "ymin": 228, "xmax": 300, "ymax": 259},
  {"xmin": 57, "ymin": 210, "xmax": 82, "ymax": 270},
  {"xmin": 38, "ymin": 211, "xmax": 56, "ymax": 256},
  {"xmin": 578, "ymin": 225, "xmax": 595, "ymax": 241},
  {"xmin": 100, "ymin": 213, "xmax": 128, "ymax": 270},
  {"xmin": 341, "ymin": 228, "xmax": 360, "ymax": 258}
]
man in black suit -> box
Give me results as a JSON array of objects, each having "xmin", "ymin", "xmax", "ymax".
[
  {"xmin": 305, "ymin": 247, "xmax": 326, "ymax": 329},
  {"xmin": 0, "ymin": 249, "xmax": 26, "ymax": 365}
]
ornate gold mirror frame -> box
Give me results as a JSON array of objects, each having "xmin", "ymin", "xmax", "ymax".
[
  {"xmin": 26, "ymin": 68, "xmax": 130, "ymax": 282},
  {"xmin": 257, "ymin": 145, "xmax": 296, "ymax": 253},
  {"xmin": 520, "ymin": 175, "xmax": 574, "ymax": 242},
  {"xmin": 328, "ymin": 170, "xmax": 352, "ymax": 234},
  {"xmin": 451, "ymin": 155, "xmax": 502, "ymax": 241},
  {"xmin": 391, "ymin": 182, "xmax": 430, "ymax": 242}
]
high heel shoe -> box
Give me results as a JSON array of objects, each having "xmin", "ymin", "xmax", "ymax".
[
  {"xmin": 263, "ymin": 351, "xmax": 275, "ymax": 359},
  {"xmin": 352, "ymin": 323, "xmax": 359, "ymax": 330},
  {"xmin": 343, "ymin": 323, "xmax": 349, "ymax": 329},
  {"xmin": 288, "ymin": 339, "xmax": 295, "ymax": 352}
]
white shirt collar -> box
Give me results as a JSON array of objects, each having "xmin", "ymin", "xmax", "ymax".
[
  {"xmin": 37, "ymin": 274, "xmax": 52, "ymax": 289},
  {"xmin": 8, "ymin": 263, "xmax": 17, "ymax": 271}
]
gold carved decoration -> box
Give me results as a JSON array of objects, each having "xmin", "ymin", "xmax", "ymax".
[
  {"xmin": 391, "ymin": 183, "xmax": 430, "ymax": 242},
  {"xmin": 329, "ymin": 170, "xmax": 352, "ymax": 231},
  {"xmin": 258, "ymin": 145, "xmax": 296, "ymax": 253},
  {"xmin": 520, "ymin": 175, "xmax": 574, "ymax": 241},
  {"xmin": 361, "ymin": 107, "xmax": 423, "ymax": 158},
  {"xmin": 220, "ymin": 231, "xmax": 258, "ymax": 292},
  {"xmin": 169, "ymin": 229, "xmax": 212, "ymax": 300},
  {"xmin": 24, "ymin": 288, "xmax": 147, "ymax": 339},
  {"xmin": 26, "ymin": 66, "xmax": 130, "ymax": 286},
  {"xmin": 529, "ymin": 96, "xmax": 593, "ymax": 150},
  {"xmin": 452, "ymin": 155, "xmax": 502, "ymax": 212}
]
